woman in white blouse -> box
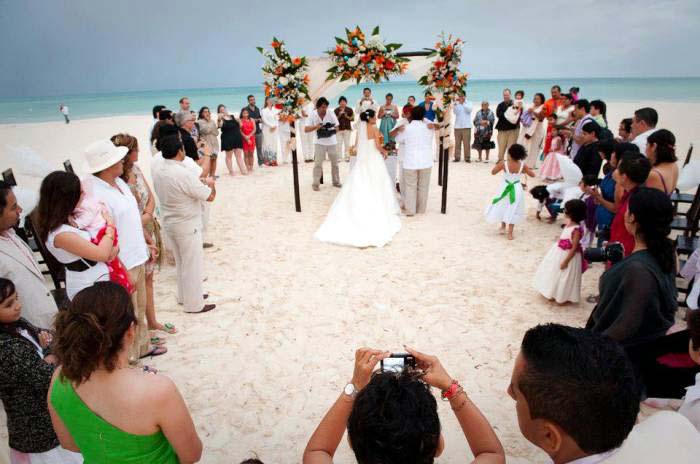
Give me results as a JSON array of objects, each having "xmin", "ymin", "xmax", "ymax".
[{"xmin": 261, "ymin": 97, "xmax": 279, "ymax": 166}]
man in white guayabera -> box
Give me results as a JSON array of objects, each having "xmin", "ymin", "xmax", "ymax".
[{"xmin": 306, "ymin": 97, "xmax": 341, "ymax": 191}]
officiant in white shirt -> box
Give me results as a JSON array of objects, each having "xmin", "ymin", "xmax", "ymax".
[
  {"xmin": 394, "ymin": 106, "xmax": 435, "ymax": 216},
  {"xmin": 356, "ymin": 87, "xmax": 378, "ymax": 115}
]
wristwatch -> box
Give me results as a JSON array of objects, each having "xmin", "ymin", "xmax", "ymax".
[{"xmin": 343, "ymin": 382, "xmax": 357, "ymax": 398}]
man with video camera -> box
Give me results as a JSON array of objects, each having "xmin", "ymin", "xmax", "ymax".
[{"xmin": 306, "ymin": 97, "xmax": 341, "ymax": 191}]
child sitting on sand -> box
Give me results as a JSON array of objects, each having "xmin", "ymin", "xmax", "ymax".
[
  {"xmin": 485, "ymin": 143, "xmax": 535, "ymax": 240},
  {"xmin": 72, "ymin": 180, "xmax": 133, "ymax": 293},
  {"xmin": 533, "ymin": 199, "xmax": 588, "ymax": 304}
]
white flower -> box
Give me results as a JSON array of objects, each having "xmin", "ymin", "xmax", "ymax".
[
  {"xmin": 359, "ymin": 45, "xmax": 366, "ymax": 52},
  {"xmin": 347, "ymin": 57, "xmax": 359, "ymax": 67},
  {"xmin": 367, "ymin": 35, "xmax": 383, "ymax": 49},
  {"xmin": 279, "ymin": 76, "xmax": 289, "ymax": 86}
]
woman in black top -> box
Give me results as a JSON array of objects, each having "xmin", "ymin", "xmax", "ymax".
[
  {"xmin": 586, "ymin": 187, "xmax": 677, "ymax": 347},
  {"xmin": 217, "ymin": 104, "xmax": 247, "ymax": 176},
  {"xmin": 0, "ymin": 278, "xmax": 81, "ymax": 462}
]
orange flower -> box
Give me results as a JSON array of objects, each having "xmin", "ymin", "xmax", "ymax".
[
  {"xmin": 303, "ymin": 75, "xmax": 310, "ymax": 84},
  {"xmin": 374, "ymin": 55, "xmax": 385, "ymax": 65},
  {"xmin": 293, "ymin": 57, "xmax": 302, "ymax": 66},
  {"xmin": 271, "ymin": 40, "xmax": 281, "ymax": 48},
  {"xmin": 264, "ymin": 85, "xmax": 271, "ymax": 97},
  {"xmin": 360, "ymin": 54, "xmax": 371, "ymax": 64},
  {"xmin": 335, "ymin": 45, "xmax": 343, "ymax": 55},
  {"xmin": 353, "ymin": 70, "xmax": 361, "ymax": 78}
]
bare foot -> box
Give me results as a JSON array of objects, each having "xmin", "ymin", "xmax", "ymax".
[{"xmin": 507, "ymin": 232, "xmax": 514, "ymax": 240}]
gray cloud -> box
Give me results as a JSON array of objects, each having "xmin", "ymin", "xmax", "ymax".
[{"xmin": 1, "ymin": 0, "xmax": 698, "ymax": 98}]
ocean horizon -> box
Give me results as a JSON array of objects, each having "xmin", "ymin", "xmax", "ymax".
[{"xmin": 1, "ymin": 76, "xmax": 699, "ymax": 124}]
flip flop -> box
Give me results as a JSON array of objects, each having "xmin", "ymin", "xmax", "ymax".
[
  {"xmin": 159, "ymin": 323, "xmax": 177, "ymax": 334},
  {"xmin": 142, "ymin": 365, "xmax": 158, "ymax": 374},
  {"xmin": 150, "ymin": 336, "xmax": 166, "ymax": 346},
  {"xmin": 140, "ymin": 346, "xmax": 167, "ymax": 359},
  {"xmin": 185, "ymin": 304, "xmax": 216, "ymax": 314}
]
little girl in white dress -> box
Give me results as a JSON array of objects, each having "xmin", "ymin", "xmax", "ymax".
[
  {"xmin": 533, "ymin": 199, "xmax": 588, "ymax": 304},
  {"xmin": 485, "ymin": 144, "xmax": 535, "ymax": 240}
]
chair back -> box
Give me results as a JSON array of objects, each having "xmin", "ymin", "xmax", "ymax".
[
  {"xmin": 683, "ymin": 144, "xmax": 694, "ymax": 167},
  {"xmin": 684, "ymin": 184, "xmax": 700, "ymax": 237},
  {"xmin": 24, "ymin": 211, "xmax": 66, "ymax": 291},
  {"xmin": 63, "ymin": 160, "xmax": 74, "ymax": 173},
  {"xmin": 2, "ymin": 169, "xmax": 16, "ymax": 186}
]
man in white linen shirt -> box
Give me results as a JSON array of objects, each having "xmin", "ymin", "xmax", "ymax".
[
  {"xmin": 0, "ymin": 182, "xmax": 58, "ymax": 328},
  {"xmin": 453, "ymin": 94, "xmax": 474, "ymax": 162},
  {"xmin": 394, "ymin": 106, "xmax": 435, "ymax": 216},
  {"xmin": 152, "ymin": 136, "xmax": 216, "ymax": 314},
  {"xmin": 306, "ymin": 97, "xmax": 341, "ymax": 190},
  {"xmin": 86, "ymin": 139, "xmax": 156, "ymax": 363},
  {"xmin": 631, "ymin": 107, "xmax": 658, "ymax": 153}
]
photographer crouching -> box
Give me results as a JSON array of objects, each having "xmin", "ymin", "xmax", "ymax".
[
  {"xmin": 303, "ymin": 348, "xmax": 505, "ymax": 464},
  {"xmin": 586, "ymin": 187, "xmax": 681, "ymax": 394}
]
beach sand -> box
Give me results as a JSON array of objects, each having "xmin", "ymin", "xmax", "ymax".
[{"xmin": 0, "ymin": 101, "xmax": 698, "ymax": 463}]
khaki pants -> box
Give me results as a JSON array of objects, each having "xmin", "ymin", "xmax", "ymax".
[
  {"xmin": 454, "ymin": 128, "xmax": 472, "ymax": 161},
  {"xmin": 403, "ymin": 168, "xmax": 432, "ymax": 215},
  {"xmin": 313, "ymin": 144, "xmax": 340, "ymax": 187},
  {"xmin": 127, "ymin": 264, "xmax": 149, "ymax": 363},
  {"xmin": 337, "ymin": 130, "xmax": 352, "ymax": 161},
  {"xmin": 165, "ymin": 221, "xmax": 205, "ymax": 312},
  {"xmin": 497, "ymin": 128, "xmax": 520, "ymax": 161}
]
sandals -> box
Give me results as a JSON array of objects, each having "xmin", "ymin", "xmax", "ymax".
[
  {"xmin": 150, "ymin": 336, "xmax": 166, "ymax": 346},
  {"xmin": 142, "ymin": 365, "xmax": 158, "ymax": 374},
  {"xmin": 157, "ymin": 323, "xmax": 177, "ymax": 334},
  {"xmin": 140, "ymin": 346, "xmax": 167, "ymax": 359}
]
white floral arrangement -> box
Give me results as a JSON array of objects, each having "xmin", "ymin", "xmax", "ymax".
[{"xmin": 257, "ymin": 38, "xmax": 310, "ymax": 121}]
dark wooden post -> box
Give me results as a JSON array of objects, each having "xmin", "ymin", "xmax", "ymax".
[
  {"xmin": 437, "ymin": 135, "xmax": 443, "ymax": 186},
  {"xmin": 290, "ymin": 121, "xmax": 302, "ymax": 212},
  {"xmin": 441, "ymin": 136, "xmax": 449, "ymax": 214}
]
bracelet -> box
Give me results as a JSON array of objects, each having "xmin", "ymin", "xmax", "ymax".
[{"xmin": 441, "ymin": 380, "xmax": 461, "ymax": 401}]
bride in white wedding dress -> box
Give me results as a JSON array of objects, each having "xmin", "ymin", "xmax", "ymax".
[{"xmin": 314, "ymin": 109, "xmax": 401, "ymax": 248}]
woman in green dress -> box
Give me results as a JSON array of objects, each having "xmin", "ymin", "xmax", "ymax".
[
  {"xmin": 378, "ymin": 93, "xmax": 400, "ymax": 143},
  {"xmin": 48, "ymin": 282, "xmax": 202, "ymax": 463}
]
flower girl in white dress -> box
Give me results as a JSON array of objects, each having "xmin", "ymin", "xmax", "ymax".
[
  {"xmin": 533, "ymin": 199, "xmax": 588, "ymax": 304},
  {"xmin": 484, "ymin": 144, "xmax": 535, "ymax": 240}
]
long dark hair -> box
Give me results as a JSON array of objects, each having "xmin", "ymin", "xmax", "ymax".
[
  {"xmin": 628, "ymin": 187, "xmax": 675, "ymax": 273},
  {"xmin": 590, "ymin": 99, "xmax": 607, "ymax": 125},
  {"xmin": 647, "ymin": 129, "xmax": 677, "ymax": 165},
  {"xmin": 36, "ymin": 171, "xmax": 82, "ymax": 244},
  {"xmin": 54, "ymin": 282, "xmax": 136, "ymax": 384},
  {"xmin": 0, "ymin": 278, "xmax": 40, "ymax": 340}
]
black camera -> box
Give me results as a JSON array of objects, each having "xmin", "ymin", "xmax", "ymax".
[
  {"xmin": 317, "ymin": 122, "xmax": 336, "ymax": 139},
  {"xmin": 584, "ymin": 242, "xmax": 625, "ymax": 264}
]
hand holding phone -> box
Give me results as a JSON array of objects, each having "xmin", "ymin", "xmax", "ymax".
[
  {"xmin": 380, "ymin": 353, "xmax": 416, "ymax": 372},
  {"xmin": 352, "ymin": 348, "xmax": 389, "ymax": 390},
  {"xmin": 405, "ymin": 346, "xmax": 453, "ymax": 391}
]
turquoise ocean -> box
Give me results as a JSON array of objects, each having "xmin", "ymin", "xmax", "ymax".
[{"xmin": 1, "ymin": 77, "xmax": 699, "ymax": 124}]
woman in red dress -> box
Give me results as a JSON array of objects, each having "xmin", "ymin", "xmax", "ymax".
[{"xmin": 240, "ymin": 108, "xmax": 257, "ymax": 173}]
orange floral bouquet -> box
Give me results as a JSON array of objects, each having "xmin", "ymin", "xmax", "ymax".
[
  {"xmin": 326, "ymin": 26, "xmax": 409, "ymax": 83},
  {"xmin": 257, "ymin": 38, "xmax": 310, "ymax": 120},
  {"xmin": 418, "ymin": 34, "xmax": 469, "ymax": 118}
]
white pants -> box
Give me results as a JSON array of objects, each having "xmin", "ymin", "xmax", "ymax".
[
  {"xmin": 385, "ymin": 155, "xmax": 398, "ymax": 184},
  {"xmin": 279, "ymin": 132, "xmax": 292, "ymax": 163},
  {"xmin": 337, "ymin": 130, "xmax": 353, "ymax": 161},
  {"xmin": 164, "ymin": 221, "xmax": 205, "ymax": 312},
  {"xmin": 11, "ymin": 447, "xmax": 82, "ymax": 464},
  {"xmin": 201, "ymin": 202, "xmax": 210, "ymax": 242}
]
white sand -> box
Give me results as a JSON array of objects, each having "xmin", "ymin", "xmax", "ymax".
[{"xmin": 0, "ymin": 101, "xmax": 698, "ymax": 463}]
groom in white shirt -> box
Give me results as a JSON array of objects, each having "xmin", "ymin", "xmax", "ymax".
[{"xmin": 394, "ymin": 106, "xmax": 435, "ymax": 216}]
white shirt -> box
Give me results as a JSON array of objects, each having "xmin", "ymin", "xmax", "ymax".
[
  {"xmin": 356, "ymin": 98, "xmax": 378, "ymax": 115},
  {"xmin": 152, "ymin": 158, "xmax": 212, "ymax": 229},
  {"xmin": 393, "ymin": 118, "xmax": 410, "ymax": 162},
  {"xmin": 453, "ymin": 101, "xmax": 474, "ymax": 129},
  {"xmin": 90, "ymin": 176, "xmax": 148, "ymax": 270},
  {"xmin": 679, "ymin": 372, "xmax": 700, "ymax": 432},
  {"xmin": 394, "ymin": 121, "xmax": 434, "ymax": 170},
  {"xmin": 60, "ymin": 106, "xmax": 69, "ymax": 115},
  {"xmin": 310, "ymin": 110, "xmax": 340, "ymax": 146},
  {"xmin": 261, "ymin": 107, "xmax": 279, "ymax": 129},
  {"xmin": 632, "ymin": 128, "xmax": 657, "ymax": 154}
]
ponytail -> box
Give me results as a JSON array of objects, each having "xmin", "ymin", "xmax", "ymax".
[
  {"xmin": 53, "ymin": 282, "xmax": 136, "ymax": 384},
  {"xmin": 628, "ymin": 187, "xmax": 675, "ymax": 273},
  {"xmin": 647, "ymin": 129, "xmax": 677, "ymax": 165}
]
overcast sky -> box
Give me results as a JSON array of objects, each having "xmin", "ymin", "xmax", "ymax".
[{"xmin": 2, "ymin": 0, "xmax": 699, "ymax": 98}]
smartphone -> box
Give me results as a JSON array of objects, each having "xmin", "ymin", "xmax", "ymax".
[{"xmin": 380, "ymin": 353, "xmax": 416, "ymax": 372}]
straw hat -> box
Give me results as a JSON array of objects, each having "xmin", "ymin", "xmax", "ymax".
[{"xmin": 83, "ymin": 139, "xmax": 129, "ymax": 174}]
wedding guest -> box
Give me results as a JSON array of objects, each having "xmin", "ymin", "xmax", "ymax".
[
  {"xmin": 218, "ymin": 104, "xmax": 247, "ymax": 175},
  {"xmin": 419, "ymin": 91, "xmax": 436, "ymax": 122},
  {"xmin": 543, "ymin": 85, "xmax": 561, "ymax": 117},
  {"xmin": 114, "ymin": 134, "xmax": 176, "ymax": 338},
  {"xmin": 569, "ymin": 86, "xmax": 580, "ymax": 101},
  {"xmin": 241, "ymin": 95, "xmax": 264, "ymax": 166},
  {"xmin": 334, "ymin": 97, "xmax": 354, "ymax": 162},
  {"xmin": 609, "ymin": 151, "xmax": 650, "ymax": 258},
  {"xmin": 472, "ymin": 101, "xmax": 495, "ymax": 163},
  {"xmin": 587, "ymin": 187, "xmax": 676, "ymax": 347},
  {"xmin": 495, "ymin": 89, "xmax": 520, "ymax": 161},
  {"xmin": 35, "ymin": 172, "xmax": 114, "ymax": 299},
  {"xmin": 261, "ymin": 97, "xmax": 279, "ymax": 166},
  {"xmin": 300, "ymin": 100, "xmax": 316, "ymax": 162},
  {"xmin": 240, "ymin": 108, "xmax": 257, "ymax": 173},
  {"xmin": 617, "ymin": 118, "xmax": 633, "ymax": 142},
  {"xmin": 565, "ymin": 99, "xmax": 594, "ymax": 160},
  {"xmin": 85, "ymin": 139, "xmax": 151, "ymax": 363},
  {"xmin": 402, "ymin": 95, "xmax": 416, "ymax": 118},
  {"xmin": 394, "ymin": 106, "xmax": 435, "ymax": 215},
  {"xmin": 278, "ymin": 115, "xmax": 293, "ymax": 165},
  {"xmin": 177, "ymin": 96, "xmax": 190, "ymax": 115},
  {"xmin": 0, "ymin": 278, "xmax": 82, "ymax": 464},
  {"xmin": 150, "ymin": 105, "xmax": 166, "ymax": 154},
  {"xmin": 175, "ymin": 111, "xmax": 208, "ymax": 175},
  {"xmin": 151, "ymin": 110, "xmax": 175, "ymax": 152},
  {"xmin": 540, "ymin": 116, "xmax": 564, "ymax": 180},
  {"xmin": 508, "ymin": 324, "xmax": 640, "ymax": 463},
  {"xmin": 453, "ymin": 94, "xmax": 474, "ymax": 162},
  {"xmin": 519, "ymin": 92, "xmax": 546, "ymax": 171},
  {"xmin": 588, "ymin": 142, "xmax": 630, "ymax": 246},
  {"xmin": 645, "ymin": 129, "xmax": 678, "ymax": 195},
  {"xmin": 307, "ymin": 97, "xmax": 341, "ymax": 191},
  {"xmin": 303, "ymin": 347, "xmax": 505, "ymax": 464},
  {"xmin": 48, "ymin": 282, "xmax": 203, "ymax": 463},
  {"xmin": 485, "ymin": 144, "xmax": 535, "ymax": 240},
  {"xmin": 151, "ymin": 136, "xmax": 216, "ymax": 314},
  {"xmin": 0, "ymin": 182, "xmax": 58, "ymax": 328},
  {"xmin": 679, "ymin": 310, "xmax": 700, "ymax": 431},
  {"xmin": 573, "ymin": 122, "xmax": 602, "ymax": 177},
  {"xmin": 631, "ymin": 107, "xmax": 658, "ymax": 152},
  {"xmin": 355, "ymin": 87, "xmax": 378, "ymax": 115},
  {"xmin": 555, "ymin": 93, "xmax": 575, "ymax": 127},
  {"xmin": 197, "ymin": 107, "xmax": 220, "ymax": 177},
  {"xmin": 590, "ymin": 99, "xmax": 608, "ymax": 128},
  {"xmin": 378, "ymin": 93, "xmax": 399, "ymax": 143}
]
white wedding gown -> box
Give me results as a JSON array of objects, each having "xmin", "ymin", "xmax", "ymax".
[{"xmin": 314, "ymin": 122, "xmax": 401, "ymax": 247}]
